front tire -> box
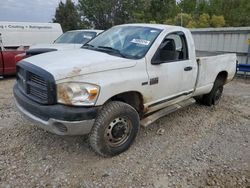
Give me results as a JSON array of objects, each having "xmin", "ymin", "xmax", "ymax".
[{"xmin": 89, "ymin": 101, "xmax": 140, "ymax": 157}]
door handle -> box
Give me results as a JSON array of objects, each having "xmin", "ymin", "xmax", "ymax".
[{"xmin": 184, "ymin": 66, "xmax": 193, "ymax": 71}]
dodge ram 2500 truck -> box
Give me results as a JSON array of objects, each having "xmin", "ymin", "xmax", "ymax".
[{"xmin": 14, "ymin": 24, "xmax": 237, "ymax": 157}]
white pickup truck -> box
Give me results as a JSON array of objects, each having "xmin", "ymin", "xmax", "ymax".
[{"xmin": 14, "ymin": 24, "xmax": 237, "ymax": 157}]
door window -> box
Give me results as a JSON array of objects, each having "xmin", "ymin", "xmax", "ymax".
[{"xmin": 153, "ymin": 32, "xmax": 189, "ymax": 63}]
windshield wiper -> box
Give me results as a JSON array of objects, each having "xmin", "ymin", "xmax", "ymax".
[
  {"xmin": 81, "ymin": 43, "xmax": 95, "ymax": 49},
  {"xmin": 97, "ymin": 46, "xmax": 126, "ymax": 58}
]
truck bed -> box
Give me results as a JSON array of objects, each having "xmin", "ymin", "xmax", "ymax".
[{"xmin": 193, "ymin": 52, "xmax": 237, "ymax": 96}]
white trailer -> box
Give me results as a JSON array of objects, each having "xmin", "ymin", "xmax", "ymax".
[{"xmin": 0, "ymin": 22, "xmax": 63, "ymax": 49}]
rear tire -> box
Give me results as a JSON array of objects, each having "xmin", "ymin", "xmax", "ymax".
[
  {"xmin": 202, "ymin": 78, "xmax": 224, "ymax": 106},
  {"xmin": 89, "ymin": 101, "xmax": 140, "ymax": 157}
]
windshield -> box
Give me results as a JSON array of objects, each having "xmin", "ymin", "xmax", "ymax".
[
  {"xmin": 54, "ymin": 31, "xmax": 97, "ymax": 44},
  {"xmin": 83, "ymin": 26, "xmax": 162, "ymax": 59}
]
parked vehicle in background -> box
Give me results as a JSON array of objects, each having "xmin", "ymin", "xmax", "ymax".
[
  {"xmin": 26, "ymin": 29, "xmax": 103, "ymax": 56},
  {"xmin": 0, "ymin": 34, "xmax": 24, "ymax": 76},
  {"xmin": 0, "ymin": 22, "xmax": 62, "ymax": 76},
  {"xmin": 14, "ymin": 24, "xmax": 237, "ymax": 157}
]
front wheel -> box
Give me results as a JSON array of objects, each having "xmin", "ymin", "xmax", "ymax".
[{"xmin": 89, "ymin": 101, "xmax": 140, "ymax": 157}]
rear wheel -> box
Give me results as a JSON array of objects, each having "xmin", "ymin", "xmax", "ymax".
[
  {"xmin": 202, "ymin": 78, "xmax": 224, "ymax": 106},
  {"xmin": 89, "ymin": 101, "xmax": 140, "ymax": 157}
]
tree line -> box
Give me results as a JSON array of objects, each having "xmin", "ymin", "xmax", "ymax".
[{"xmin": 53, "ymin": 0, "xmax": 250, "ymax": 31}]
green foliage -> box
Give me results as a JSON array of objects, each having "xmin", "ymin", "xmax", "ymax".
[
  {"xmin": 228, "ymin": 0, "xmax": 250, "ymax": 27},
  {"xmin": 167, "ymin": 11, "xmax": 225, "ymax": 28},
  {"xmin": 78, "ymin": 0, "xmax": 148, "ymax": 29},
  {"xmin": 53, "ymin": 0, "xmax": 80, "ymax": 32},
  {"xmin": 186, "ymin": 20, "xmax": 197, "ymax": 28},
  {"xmin": 173, "ymin": 13, "xmax": 193, "ymax": 27},
  {"xmin": 178, "ymin": 0, "xmax": 197, "ymax": 14},
  {"xmin": 145, "ymin": 0, "xmax": 178, "ymax": 23},
  {"xmin": 198, "ymin": 13, "xmax": 210, "ymax": 28},
  {"xmin": 78, "ymin": 0, "xmax": 112, "ymax": 29},
  {"xmin": 178, "ymin": 0, "xmax": 250, "ymax": 27},
  {"xmin": 53, "ymin": 0, "xmax": 250, "ymax": 29},
  {"xmin": 164, "ymin": 18, "xmax": 175, "ymax": 25},
  {"xmin": 210, "ymin": 15, "xmax": 225, "ymax": 27}
]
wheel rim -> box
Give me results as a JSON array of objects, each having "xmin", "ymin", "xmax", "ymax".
[
  {"xmin": 214, "ymin": 86, "xmax": 223, "ymax": 105},
  {"xmin": 104, "ymin": 117, "xmax": 132, "ymax": 147}
]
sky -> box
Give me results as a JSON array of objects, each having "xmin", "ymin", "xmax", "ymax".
[{"xmin": 0, "ymin": 0, "xmax": 78, "ymax": 23}]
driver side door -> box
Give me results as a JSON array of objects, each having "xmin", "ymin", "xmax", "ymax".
[{"xmin": 145, "ymin": 32, "xmax": 196, "ymax": 113}]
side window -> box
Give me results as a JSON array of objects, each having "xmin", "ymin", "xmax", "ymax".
[{"xmin": 153, "ymin": 32, "xmax": 189, "ymax": 63}]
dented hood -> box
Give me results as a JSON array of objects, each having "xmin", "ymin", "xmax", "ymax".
[{"xmin": 24, "ymin": 48, "xmax": 137, "ymax": 80}]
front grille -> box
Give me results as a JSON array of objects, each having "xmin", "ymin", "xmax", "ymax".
[
  {"xmin": 16, "ymin": 61, "xmax": 56, "ymax": 104},
  {"xmin": 29, "ymin": 73, "xmax": 47, "ymax": 87},
  {"xmin": 29, "ymin": 86, "xmax": 48, "ymax": 101}
]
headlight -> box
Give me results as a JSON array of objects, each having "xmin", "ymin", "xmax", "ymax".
[{"xmin": 57, "ymin": 82, "xmax": 100, "ymax": 106}]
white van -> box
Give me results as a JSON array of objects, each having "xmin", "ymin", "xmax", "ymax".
[{"xmin": 0, "ymin": 21, "xmax": 63, "ymax": 49}]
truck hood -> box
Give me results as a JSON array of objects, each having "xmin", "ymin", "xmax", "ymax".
[
  {"xmin": 24, "ymin": 48, "xmax": 137, "ymax": 81},
  {"xmin": 29, "ymin": 43, "xmax": 83, "ymax": 50}
]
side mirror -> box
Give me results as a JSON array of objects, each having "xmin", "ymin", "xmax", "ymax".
[
  {"xmin": 151, "ymin": 50, "xmax": 163, "ymax": 65},
  {"xmin": 151, "ymin": 59, "xmax": 162, "ymax": 65}
]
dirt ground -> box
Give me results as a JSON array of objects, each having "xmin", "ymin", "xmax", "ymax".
[{"xmin": 0, "ymin": 77, "xmax": 249, "ymax": 188}]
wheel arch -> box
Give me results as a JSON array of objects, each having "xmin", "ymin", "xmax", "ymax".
[
  {"xmin": 216, "ymin": 71, "xmax": 228, "ymax": 84},
  {"xmin": 106, "ymin": 91, "xmax": 144, "ymax": 118}
]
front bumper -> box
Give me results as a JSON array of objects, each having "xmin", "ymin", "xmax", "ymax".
[{"xmin": 14, "ymin": 84, "xmax": 99, "ymax": 135}]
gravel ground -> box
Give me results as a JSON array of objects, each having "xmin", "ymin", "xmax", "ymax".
[{"xmin": 0, "ymin": 77, "xmax": 249, "ymax": 188}]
